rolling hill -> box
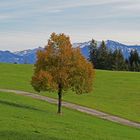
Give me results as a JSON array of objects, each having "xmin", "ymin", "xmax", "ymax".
[
  {"xmin": 0, "ymin": 63, "xmax": 139, "ymax": 122},
  {"xmin": 0, "ymin": 91, "xmax": 140, "ymax": 140}
]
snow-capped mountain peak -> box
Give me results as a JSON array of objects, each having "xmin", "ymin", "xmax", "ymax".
[
  {"xmin": 14, "ymin": 47, "xmax": 43, "ymax": 56},
  {"xmin": 0, "ymin": 40, "xmax": 140, "ymax": 64},
  {"xmin": 73, "ymin": 41, "xmax": 91, "ymax": 48}
]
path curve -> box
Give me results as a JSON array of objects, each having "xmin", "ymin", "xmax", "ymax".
[{"xmin": 0, "ymin": 89, "xmax": 140, "ymax": 129}]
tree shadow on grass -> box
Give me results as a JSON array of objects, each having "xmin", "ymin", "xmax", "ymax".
[
  {"xmin": 0, "ymin": 130, "xmax": 64, "ymax": 140},
  {"xmin": 0, "ymin": 99, "xmax": 46, "ymax": 113}
]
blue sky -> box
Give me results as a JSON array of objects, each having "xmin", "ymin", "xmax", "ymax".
[{"xmin": 0, "ymin": 0, "xmax": 140, "ymax": 51}]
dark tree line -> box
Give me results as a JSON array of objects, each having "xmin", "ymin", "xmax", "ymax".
[{"xmin": 89, "ymin": 39, "xmax": 140, "ymax": 72}]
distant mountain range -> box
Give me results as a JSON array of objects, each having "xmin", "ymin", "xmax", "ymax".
[
  {"xmin": 74, "ymin": 40, "xmax": 140, "ymax": 59},
  {"xmin": 0, "ymin": 40, "xmax": 140, "ymax": 64}
]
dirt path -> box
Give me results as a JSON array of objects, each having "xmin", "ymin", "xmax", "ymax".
[{"xmin": 0, "ymin": 88, "xmax": 140, "ymax": 129}]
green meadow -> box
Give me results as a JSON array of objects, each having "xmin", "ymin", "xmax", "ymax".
[
  {"xmin": 0, "ymin": 63, "xmax": 140, "ymax": 122},
  {"xmin": 0, "ymin": 91, "xmax": 140, "ymax": 140}
]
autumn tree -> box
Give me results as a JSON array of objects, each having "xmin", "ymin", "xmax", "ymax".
[{"xmin": 31, "ymin": 33, "xmax": 95, "ymax": 114}]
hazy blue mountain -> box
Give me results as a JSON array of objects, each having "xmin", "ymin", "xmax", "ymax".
[
  {"xmin": 0, "ymin": 40, "xmax": 140, "ymax": 64},
  {"xmin": 73, "ymin": 41, "xmax": 91, "ymax": 58},
  {"xmin": 0, "ymin": 50, "xmax": 23, "ymax": 63},
  {"xmin": 0, "ymin": 47, "xmax": 43, "ymax": 64},
  {"xmin": 14, "ymin": 47, "xmax": 43, "ymax": 64},
  {"xmin": 76, "ymin": 40, "xmax": 140, "ymax": 59},
  {"xmin": 106, "ymin": 40, "xmax": 140, "ymax": 58}
]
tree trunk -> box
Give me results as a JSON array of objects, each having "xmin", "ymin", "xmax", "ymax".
[{"xmin": 57, "ymin": 83, "xmax": 62, "ymax": 114}]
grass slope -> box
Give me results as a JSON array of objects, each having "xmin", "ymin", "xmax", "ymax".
[
  {"xmin": 0, "ymin": 63, "xmax": 140, "ymax": 122},
  {"xmin": 0, "ymin": 91, "xmax": 140, "ymax": 140}
]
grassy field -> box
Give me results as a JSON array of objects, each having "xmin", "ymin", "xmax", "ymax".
[
  {"xmin": 0, "ymin": 63, "xmax": 140, "ymax": 122},
  {"xmin": 0, "ymin": 91, "xmax": 140, "ymax": 140}
]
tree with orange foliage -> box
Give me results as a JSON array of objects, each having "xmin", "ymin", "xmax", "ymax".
[{"xmin": 31, "ymin": 33, "xmax": 95, "ymax": 114}]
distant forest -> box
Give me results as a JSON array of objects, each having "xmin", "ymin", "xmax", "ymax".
[{"xmin": 89, "ymin": 39, "xmax": 140, "ymax": 72}]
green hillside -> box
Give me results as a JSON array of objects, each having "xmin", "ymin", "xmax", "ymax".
[
  {"xmin": 0, "ymin": 91, "xmax": 140, "ymax": 140},
  {"xmin": 0, "ymin": 63, "xmax": 140, "ymax": 122}
]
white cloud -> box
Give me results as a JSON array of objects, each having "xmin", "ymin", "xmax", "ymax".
[
  {"xmin": 0, "ymin": 0, "xmax": 139, "ymax": 22},
  {"xmin": 0, "ymin": 0, "xmax": 140, "ymax": 51},
  {"xmin": 0, "ymin": 28, "xmax": 140, "ymax": 52},
  {"xmin": 119, "ymin": 3, "xmax": 140, "ymax": 12},
  {"xmin": 0, "ymin": 0, "xmax": 136, "ymax": 20},
  {"xmin": 0, "ymin": 15, "xmax": 12, "ymax": 20},
  {"xmin": 0, "ymin": 31, "xmax": 50, "ymax": 51}
]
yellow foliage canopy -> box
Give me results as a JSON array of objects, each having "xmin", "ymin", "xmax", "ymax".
[{"xmin": 31, "ymin": 33, "xmax": 95, "ymax": 94}]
